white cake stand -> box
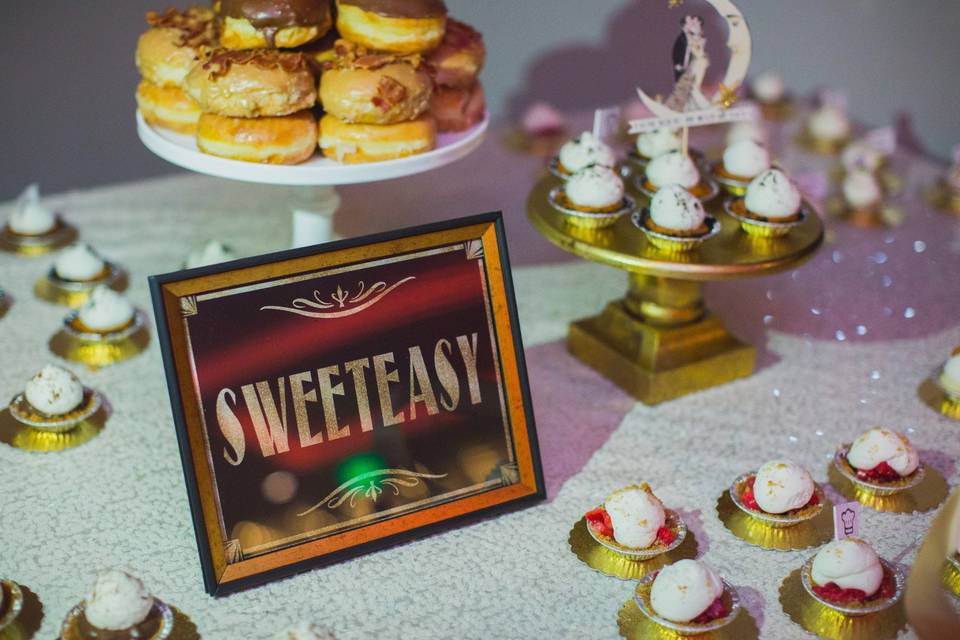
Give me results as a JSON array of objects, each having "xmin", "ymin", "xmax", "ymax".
[{"xmin": 136, "ymin": 111, "xmax": 488, "ymax": 246}]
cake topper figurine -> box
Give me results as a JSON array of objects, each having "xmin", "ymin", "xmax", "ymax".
[{"xmin": 630, "ymin": 0, "xmax": 756, "ymax": 151}]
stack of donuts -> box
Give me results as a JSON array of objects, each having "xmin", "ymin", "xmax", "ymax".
[{"xmin": 134, "ymin": 1, "xmax": 486, "ymax": 165}]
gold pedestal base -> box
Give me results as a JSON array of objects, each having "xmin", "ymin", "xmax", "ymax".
[{"xmin": 568, "ymin": 300, "xmax": 755, "ymax": 405}]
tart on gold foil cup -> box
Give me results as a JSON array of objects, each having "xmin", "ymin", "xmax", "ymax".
[
  {"xmin": 799, "ymin": 556, "xmax": 904, "ymax": 617},
  {"xmin": 633, "ymin": 572, "xmax": 741, "ymax": 637},
  {"xmin": 7, "ymin": 387, "xmax": 102, "ymax": 434},
  {"xmin": 729, "ymin": 472, "xmax": 825, "ymax": 529},
  {"xmin": 724, "ymin": 196, "xmax": 808, "ymax": 238},
  {"xmin": 715, "ymin": 488, "xmax": 833, "ymax": 551},
  {"xmin": 632, "ymin": 209, "xmax": 720, "ymax": 253},
  {"xmin": 0, "ymin": 580, "xmax": 24, "ymax": 632},
  {"xmin": 832, "ymin": 445, "xmax": 924, "ymax": 497},
  {"xmin": 34, "ymin": 263, "xmax": 128, "ymax": 307},
  {"xmin": 568, "ymin": 517, "xmax": 697, "ymax": 581},
  {"xmin": 585, "ymin": 506, "xmax": 687, "ymax": 561},
  {"xmin": 547, "ymin": 186, "xmax": 635, "ymax": 229},
  {"xmin": 60, "ymin": 599, "xmax": 173, "ymax": 640},
  {"xmin": 932, "ymin": 363, "xmax": 960, "ymax": 405},
  {"xmin": 62, "ymin": 309, "xmax": 146, "ymax": 342},
  {"xmin": 52, "ymin": 310, "xmax": 150, "ymax": 368},
  {"xmin": 634, "ymin": 175, "xmax": 720, "ymax": 203},
  {"xmin": 711, "ymin": 162, "xmax": 755, "ymax": 197},
  {"xmin": 0, "ymin": 218, "xmax": 78, "ymax": 256}
]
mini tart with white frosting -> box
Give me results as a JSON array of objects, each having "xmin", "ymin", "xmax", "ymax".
[
  {"xmin": 808, "ymin": 104, "xmax": 851, "ymax": 143},
  {"xmin": 54, "ymin": 244, "xmax": 109, "ymax": 282},
  {"xmin": 558, "ymin": 165, "xmax": 626, "ymax": 213},
  {"xmin": 647, "ymin": 185, "xmax": 709, "ymax": 237},
  {"xmin": 635, "ymin": 128, "xmax": 681, "ymax": 161},
  {"xmin": 642, "ymin": 151, "xmax": 715, "ymax": 199},
  {"xmin": 716, "ymin": 139, "xmax": 771, "ymax": 183},
  {"xmin": 647, "ymin": 560, "xmax": 731, "ymax": 625},
  {"xmin": 185, "ymin": 240, "xmax": 235, "ymax": 269},
  {"xmin": 76, "ymin": 570, "xmax": 158, "ymax": 638},
  {"xmin": 556, "ymin": 131, "xmax": 616, "ymax": 175},
  {"xmin": 6, "ymin": 184, "xmax": 60, "ymax": 237},
  {"xmin": 727, "ymin": 168, "xmax": 804, "ymax": 231},
  {"xmin": 749, "ymin": 70, "xmax": 786, "ymax": 105},
  {"xmin": 939, "ymin": 350, "xmax": 960, "ymax": 400},
  {"xmin": 842, "ymin": 169, "xmax": 883, "ymax": 211},
  {"xmin": 734, "ymin": 461, "xmax": 823, "ymax": 526},
  {"xmin": 23, "ymin": 364, "xmax": 84, "ymax": 417},
  {"xmin": 72, "ymin": 286, "xmax": 137, "ymax": 335},
  {"xmin": 807, "ymin": 538, "xmax": 897, "ymax": 608},
  {"xmin": 585, "ymin": 483, "xmax": 680, "ymax": 552},
  {"xmin": 842, "ymin": 428, "xmax": 920, "ymax": 485}
]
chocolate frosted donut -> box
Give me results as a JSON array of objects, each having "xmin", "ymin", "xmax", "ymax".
[
  {"xmin": 218, "ymin": 0, "xmax": 332, "ymax": 49},
  {"xmin": 336, "ymin": 0, "xmax": 447, "ymax": 53}
]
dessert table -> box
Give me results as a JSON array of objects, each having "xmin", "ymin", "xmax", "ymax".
[{"xmin": 1, "ymin": 106, "xmax": 959, "ymax": 639}]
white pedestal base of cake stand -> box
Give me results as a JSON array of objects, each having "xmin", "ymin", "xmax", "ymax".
[{"xmin": 136, "ymin": 111, "xmax": 489, "ymax": 247}]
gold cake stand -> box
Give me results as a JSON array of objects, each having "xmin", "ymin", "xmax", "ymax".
[{"xmin": 527, "ymin": 175, "xmax": 824, "ymax": 404}]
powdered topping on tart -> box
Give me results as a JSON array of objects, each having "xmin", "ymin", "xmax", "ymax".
[
  {"xmin": 940, "ymin": 352, "xmax": 960, "ymax": 398},
  {"xmin": 186, "ymin": 240, "xmax": 235, "ymax": 269},
  {"xmin": 636, "ymin": 128, "xmax": 681, "ymax": 160},
  {"xmin": 650, "ymin": 560, "xmax": 726, "ymax": 624},
  {"xmin": 842, "ymin": 169, "xmax": 882, "ymax": 210},
  {"xmin": 744, "ymin": 168, "xmax": 802, "ymax": 221},
  {"xmin": 810, "ymin": 538, "xmax": 886, "ymax": 602},
  {"xmin": 76, "ymin": 286, "xmax": 136, "ymax": 334},
  {"xmin": 741, "ymin": 461, "xmax": 818, "ymax": 515},
  {"xmin": 586, "ymin": 483, "xmax": 677, "ymax": 549},
  {"xmin": 563, "ymin": 165, "xmax": 625, "ymax": 212},
  {"xmin": 721, "ymin": 139, "xmax": 771, "ymax": 180},
  {"xmin": 557, "ymin": 132, "xmax": 616, "ymax": 174},
  {"xmin": 7, "ymin": 184, "xmax": 57, "ymax": 236},
  {"xmin": 55, "ymin": 243, "xmax": 107, "ymax": 282},
  {"xmin": 846, "ymin": 428, "xmax": 919, "ymax": 480},
  {"xmin": 24, "ymin": 364, "xmax": 84, "ymax": 417},
  {"xmin": 808, "ymin": 103, "xmax": 851, "ymax": 142},
  {"xmin": 84, "ymin": 570, "xmax": 154, "ymax": 632},
  {"xmin": 274, "ymin": 622, "xmax": 338, "ymax": 640},
  {"xmin": 750, "ymin": 70, "xmax": 785, "ymax": 104},
  {"xmin": 646, "ymin": 151, "xmax": 700, "ymax": 190},
  {"xmin": 649, "ymin": 185, "xmax": 708, "ymax": 235}
]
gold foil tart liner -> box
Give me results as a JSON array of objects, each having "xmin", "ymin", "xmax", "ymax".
[
  {"xmin": 634, "ymin": 176, "xmax": 720, "ymax": 203},
  {"xmin": 633, "ymin": 573, "xmax": 741, "ymax": 637},
  {"xmin": 547, "ymin": 187, "xmax": 635, "ymax": 229},
  {"xmin": 723, "ymin": 197, "xmax": 808, "ymax": 238},
  {"xmin": 0, "ymin": 219, "xmax": 77, "ymax": 256},
  {"xmin": 7, "ymin": 388, "xmax": 102, "ymax": 433},
  {"xmin": 832, "ymin": 445, "xmax": 924, "ymax": 497},
  {"xmin": 61, "ymin": 599, "xmax": 173, "ymax": 640},
  {"xmin": 779, "ymin": 567, "xmax": 907, "ymax": 640},
  {"xmin": 796, "ymin": 128, "xmax": 850, "ymax": 156},
  {"xmin": 800, "ymin": 556, "xmax": 904, "ymax": 617},
  {"xmin": 728, "ymin": 472, "xmax": 825, "ymax": 529},
  {"xmin": 716, "ymin": 489, "xmax": 833, "ymax": 551},
  {"xmin": 827, "ymin": 457, "xmax": 948, "ymax": 514},
  {"xmin": 632, "ymin": 209, "xmax": 720, "ymax": 254},
  {"xmin": 618, "ymin": 593, "xmax": 759, "ymax": 640},
  {"xmin": 34, "ymin": 263, "xmax": 128, "ymax": 307},
  {"xmin": 0, "ymin": 580, "xmax": 24, "ymax": 632},
  {"xmin": 944, "ymin": 554, "xmax": 960, "ymax": 598},
  {"xmin": 568, "ymin": 517, "xmax": 697, "ymax": 581},
  {"xmin": 51, "ymin": 310, "xmax": 150, "ymax": 369},
  {"xmin": 917, "ymin": 372, "xmax": 960, "ymax": 421},
  {"xmin": 585, "ymin": 507, "xmax": 687, "ymax": 561},
  {"xmin": 711, "ymin": 162, "xmax": 753, "ymax": 197}
]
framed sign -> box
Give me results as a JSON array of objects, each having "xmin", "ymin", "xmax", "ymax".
[{"xmin": 150, "ymin": 212, "xmax": 544, "ymax": 595}]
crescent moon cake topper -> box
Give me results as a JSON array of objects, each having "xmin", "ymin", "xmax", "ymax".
[{"xmin": 630, "ymin": 0, "xmax": 758, "ymax": 135}]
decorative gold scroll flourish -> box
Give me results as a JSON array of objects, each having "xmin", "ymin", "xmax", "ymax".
[
  {"xmin": 298, "ymin": 468, "xmax": 448, "ymax": 516},
  {"xmin": 260, "ymin": 276, "xmax": 415, "ymax": 319}
]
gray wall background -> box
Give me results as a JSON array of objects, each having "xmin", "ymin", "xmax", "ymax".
[{"xmin": 2, "ymin": 1, "xmax": 958, "ymax": 200}]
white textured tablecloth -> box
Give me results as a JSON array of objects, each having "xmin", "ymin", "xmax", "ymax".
[{"xmin": 2, "ymin": 122, "xmax": 960, "ymax": 639}]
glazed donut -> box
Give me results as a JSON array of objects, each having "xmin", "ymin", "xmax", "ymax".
[
  {"xmin": 135, "ymin": 6, "xmax": 217, "ymax": 88},
  {"xmin": 319, "ymin": 113, "xmax": 436, "ymax": 163},
  {"xmin": 320, "ymin": 40, "xmax": 432, "ymax": 125},
  {"xmin": 335, "ymin": 0, "xmax": 448, "ymax": 54},
  {"xmin": 426, "ymin": 18, "xmax": 485, "ymax": 89},
  {"xmin": 184, "ymin": 50, "xmax": 316, "ymax": 117},
  {"xmin": 197, "ymin": 111, "xmax": 318, "ymax": 164},
  {"xmin": 217, "ymin": 0, "xmax": 332, "ymax": 49},
  {"xmin": 430, "ymin": 82, "xmax": 485, "ymax": 133},
  {"xmin": 136, "ymin": 80, "xmax": 202, "ymax": 134}
]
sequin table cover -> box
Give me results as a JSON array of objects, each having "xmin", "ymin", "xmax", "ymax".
[{"xmin": 1, "ymin": 109, "xmax": 958, "ymax": 639}]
